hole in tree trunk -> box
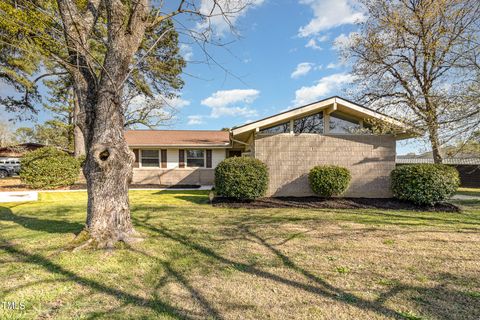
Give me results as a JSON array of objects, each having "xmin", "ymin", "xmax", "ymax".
[{"xmin": 99, "ymin": 149, "xmax": 110, "ymax": 161}]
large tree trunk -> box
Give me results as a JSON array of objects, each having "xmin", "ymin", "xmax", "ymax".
[
  {"xmin": 82, "ymin": 91, "xmax": 136, "ymax": 247},
  {"xmin": 57, "ymin": 0, "xmax": 148, "ymax": 248}
]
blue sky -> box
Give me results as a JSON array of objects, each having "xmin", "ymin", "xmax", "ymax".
[{"xmin": 0, "ymin": 0, "xmax": 423, "ymax": 154}]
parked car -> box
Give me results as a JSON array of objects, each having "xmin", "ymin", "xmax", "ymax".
[
  {"xmin": 0, "ymin": 165, "xmax": 15, "ymax": 178},
  {"xmin": 0, "ymin": 158, "xmax": 21, "ymax": 175}
]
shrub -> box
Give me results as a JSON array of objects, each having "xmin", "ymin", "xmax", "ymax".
[
  {"xmin": 20, "ymin": 147, "xmax": 81, "ymax": 189},
  {"xmin": 391, "ymin": 164, "xmax": 460, "ymax": 205},
  {"xmin": 308, "ymin": 165, "xmax": 351, "ymax": 197},
  {"xmin": 214, "ymin": 157, "xmax": 269, "ymax": 200}
]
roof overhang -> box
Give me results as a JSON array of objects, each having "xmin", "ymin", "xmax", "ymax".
[
  {"xmin": 231, "ymin": 96, "xmax": 421, "ymax": 140},
  {"xmin": 128, "ymin": 144, "xmax": 230, "ymax": 148}
]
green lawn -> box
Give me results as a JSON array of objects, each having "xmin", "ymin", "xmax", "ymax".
[{"xmin": 0, "ymin": 191, "xmax": 479, "ymax": 320}]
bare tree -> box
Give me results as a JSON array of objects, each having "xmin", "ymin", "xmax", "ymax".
[
  {"xmin": 339, "ymin": 0, "xmax": 480, "ymax": 163},
  {"xmin": 0, "ymin": 0, "xmax": 251, "ymax": 247}
]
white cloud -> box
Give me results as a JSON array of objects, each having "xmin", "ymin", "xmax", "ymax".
[
  {"xmin": 291, "ymin": 62, "xmax": 315, "ymax": 79},
  {"xmin": 292, "ymin": 73, "xmax": 354, "ymax": 106},
  {"xmin": 326, "ymin": 61, "xmax": 343, "ymax": 69},
  {"xmin": 164, "ymin": 96, "xmax": 191, "ymax": 109},
  {"xmin": 305, "ymin": 39, "xmax": 322, "ymax": 50},
  {"xmin": 305, "ymin": 35, "xmax": 329, "ymax": 50},
  {"xmin": 201, "ymin": 89, "xmax": 259, "ymax": 118},
  {"xmin": 180, "ymin": 44, "xmax": 193, "ymax": 61},
  {"xmin": 298, "ymin": 0, "xmax": 365, "ymax": 37},
  {"xmin": 198, "ymin": 0, "xmax": 264, "ymax": 36},
  {"xmin": 187, "ymin": 115, "xmax": 205, "ymax": 125}
]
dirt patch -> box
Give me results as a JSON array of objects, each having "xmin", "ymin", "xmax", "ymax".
[{"xmin": 212, "ymin": 196, "xmax": 460, "ymax": 212}]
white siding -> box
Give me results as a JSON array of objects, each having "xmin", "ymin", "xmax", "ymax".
[
  {"xmin": 166, "ymin": 148, "xmax": 179, "ymax": 169},
  {"xmin": 212, "ymin": 149, "xmax": 226, "ymax": 167}
]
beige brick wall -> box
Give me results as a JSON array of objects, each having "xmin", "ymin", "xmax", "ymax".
[
  {"xmin": 254, "ymin": 134, "xmax": 396, "ymax": 198},
  {"xmin": 132, "ymin": 168, "xmax": 214, "ymax": 185}
]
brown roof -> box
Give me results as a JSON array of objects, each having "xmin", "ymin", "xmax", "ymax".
[{"xmin": 124, "ymin": 130, "xmax": 230, "ymax": 147}]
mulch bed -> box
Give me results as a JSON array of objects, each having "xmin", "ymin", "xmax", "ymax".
[{"xmin": 212, "ymin": 196, "xmax": 460, "ymax": 212}]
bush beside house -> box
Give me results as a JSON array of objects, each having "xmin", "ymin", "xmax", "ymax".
[
  {"xmin": 20, "ymin": 147, "xmax": 82, "ymax": 189},
  {"xmin": 391, "ymin": 164, "xmax": 460, "ymax": 205},
  {"xmin": 214, "ymin": 157, "xmax": 268, "ymax": 200},
  {"xmin": 308, "ymin": 165, "xmax": 351, "ymax": 197}
]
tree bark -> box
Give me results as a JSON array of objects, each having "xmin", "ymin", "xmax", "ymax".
[
  {"xmin": 56, "ymin": 0, "xmax": 149, "ymax": 247},
  {"xmin": 73, "ymin": 92, "xmax": 85, "ymax": 157},
  {"xmin": 82, "ymin": 92, "xmax": 136, "ymax": 247},
  {"xmin": 427, "ymin": 121, "xmax": 443, "ymax": 164}
]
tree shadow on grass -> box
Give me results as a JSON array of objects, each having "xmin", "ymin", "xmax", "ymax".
[
  {"xmin": 132, "ymin": 217, "xmax": 408, "ymax": 319},
  {"xmin": 0, "ymin": 240, "xmax": 193, "ymax": 320},
  {"xmin": 237, "ymin": 224, "xmax": 480, "ymax": 320},
  {"xmin": 152, "ymin": 190, "xmax": 210, "ymax": 205},
  {"xmin": 0, "ymin": 206, "xmax": 83, "ymax": 234}
]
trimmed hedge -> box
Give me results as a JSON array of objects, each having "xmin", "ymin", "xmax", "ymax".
[
  {"xmin": 20, "ymin": 147, "xmax": 81, "ymax": 189},
  {"xmin": 214, "ymin": 157, "xmax": 269, "ymax": 200},
  {"xmin": 391, "ymin": 164, "xmax": 460, "ymax": 205},
  {"xmin": 308, "ymin": 165, "xmax": 351, "ymax": 197}
]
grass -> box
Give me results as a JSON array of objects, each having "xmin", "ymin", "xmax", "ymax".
[{"xmin": 0, "ymin": 191, "xmax": 479, "ymax": 319}]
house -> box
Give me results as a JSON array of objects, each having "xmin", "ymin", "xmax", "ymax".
[
  {"xmin": 397, "ymin": 156, "xmax": 480, "ymax": 188},
  {"xmin": 126, "ymin": 96, "xmax": 417, "ymax": 197},
  {"xmin": 0, "ymin": 143, "xmax": 47, "ymax": 160}
]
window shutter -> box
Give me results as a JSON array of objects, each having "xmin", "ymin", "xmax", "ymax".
[
  {"xmin": 206, "ymin": 149, "xmax": 212, "ymax": 168},
  {"xmin": 161, "ymin": 149, "xmax": 167, "ymax": 168},
  {"xmin": 132, "ymin": 149, "xmax": 139, "ymax": 168},
  {"xmin": 179, "ymin": 149, "xmax": 185, "ymax": 168}
]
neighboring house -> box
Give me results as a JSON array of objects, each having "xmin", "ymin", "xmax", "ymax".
[
  {"xmin": 397, "ymin": 156, "xmax": 480, "ymax": 188},
  {"xmin": 126, "ymin": 96, "xmax": 417, "ymax": 197},
  {"xmin": 0, "ymin": 143, "xmax": 46, "ymax": 159}
]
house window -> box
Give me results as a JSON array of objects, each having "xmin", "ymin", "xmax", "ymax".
[
  {"xmin": 329, "ymin": 112, "xmax": 361, "ymax": 134},
  {"xmin": 141, "ymin": 150, "xmax": 159, "ymax": 167},
  {"xmin": 259, "ymin": 122, "xmax": 290, "ymax": 134},
  {"xmin": 186, "ymin": 149, "xmax": 205, "ymax": 167},
  {"xmin": 294, "ymin": 112, "xmax": 324, "ymax": 133}
]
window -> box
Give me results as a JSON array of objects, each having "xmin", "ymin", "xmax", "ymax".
[
  {"xmin": 329, "ymin": 112, "xmax": 361, "ymax": 134},
  {"xmin": 186, "ymin": 149, "xmax": 205, "ymax": 167},
  {"xmin": 259, "ymin": 122, "xmax": 290, "ymax": 134},
  {"xmin": 294, "ymin": 112, "xmax": 324, "ymax": 133},
  {"xmin": 141, "ymin": 150, "xmax": 159, "ymax": 167}
]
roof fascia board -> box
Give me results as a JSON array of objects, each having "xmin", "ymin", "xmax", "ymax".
[{"xmin": 231, "ymin": 97, "xmax": 336, "ymax": 136}]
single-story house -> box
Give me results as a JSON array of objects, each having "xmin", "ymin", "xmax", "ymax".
[
  {"xmin": 0, "ymin": 143, "xmax": 46, "ymax": 159},
  {"xmin": 126, "ymin": 96, "xmax": 418, "ymax": 197},
  {"xmin": 396, "ymin": 156, "xmax": 480, "ymax": 188}
]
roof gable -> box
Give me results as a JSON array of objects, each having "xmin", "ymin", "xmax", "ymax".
[{"xmin": 231, "ymin": 96, "xmax": 418, "ymax": 138}]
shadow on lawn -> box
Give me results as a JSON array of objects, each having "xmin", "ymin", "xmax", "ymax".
[
  {"xmin": 153, "ymin": 190, "xmax": 210, "ymax": 205},
  {"xmin": 0, "ymin": 206, "xmax": 83, "ymax": 234},
  {"xmin": 133, "ymin": 215, "xmax": 480, "ymax": 320},
  {"xmin": 0, "ymin": 239, "xmax": 194, "ymax": 320}
]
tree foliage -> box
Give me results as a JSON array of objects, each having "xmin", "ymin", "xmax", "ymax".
[{"xmin": 340, "ymin": 0, "xmax": 480, "ymax": 163}]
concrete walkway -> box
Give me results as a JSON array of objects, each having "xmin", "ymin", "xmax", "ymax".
[
  {"xmin": 0, "ymin": 191, "xmax": 38, "ymax": 203},
  {"xmin": 452, "ymin": 194, "xmax": 480, "ymax": 200}
]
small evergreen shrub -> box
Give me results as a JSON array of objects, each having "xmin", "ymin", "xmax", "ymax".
[
  {"xmin": 391, "ymin": 164, "xmax": 460, "ymax": 205},
  {"xmin": 214, "ymin": 157, "xmax": 269, "ymax": 200},
  {"xmin": 308, "ymin": 165, "xmax": 351, "ymax": 197},
  {"xmin": 20, "ymin": 147, "xmax": 81, "ymax": 189}
]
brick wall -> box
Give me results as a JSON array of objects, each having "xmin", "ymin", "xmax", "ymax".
[
  {"xmin": 254, "ymin": 134, "xmax": 396, "ymax": 198},
  {"xmin": 131, "ymin": 168, "xmax": 214, "ymax": 185}
]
